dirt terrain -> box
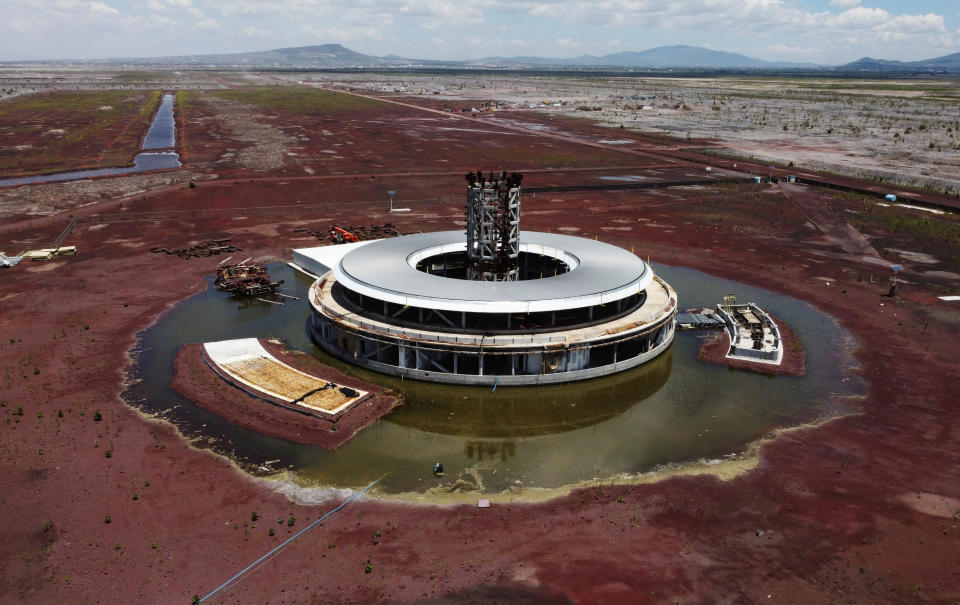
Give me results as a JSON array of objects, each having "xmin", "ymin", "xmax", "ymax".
[
  {"xmin": 1, "ymin": 81, "xmax": 959, "ymax": 604},
  {"xmin": 0, "ymin": 90, "xmax": 162, "ymax": 177},
  {"xmin": 317, "ymin": 73, "xmax": 960, "ymax": 196}
]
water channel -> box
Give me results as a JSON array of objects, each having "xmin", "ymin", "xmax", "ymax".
[
  {"xmin": 0, "ymin": 93, "xmax": 180, "ymax": 188},
  {"xmin": 126, "ymin": 262, "xmax": 864, "ymax": 499}
]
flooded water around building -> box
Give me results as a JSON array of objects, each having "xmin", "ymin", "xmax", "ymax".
[
  {"xmin": 126, "ymin": 263, "xmax": 863, "ymax": 497},
  {"xmin": 0, "ymin": 93, "xmax": 180, "ymax": 188}
]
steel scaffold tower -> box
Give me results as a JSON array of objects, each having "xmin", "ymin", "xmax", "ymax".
[{"xmin": 465, "ymin": 171, "xmax": 522, "ymax": 281}]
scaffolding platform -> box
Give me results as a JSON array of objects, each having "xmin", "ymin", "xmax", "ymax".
[{"xmin": 676, "ymin": 310, "xmax": 726, "ymax": 331}]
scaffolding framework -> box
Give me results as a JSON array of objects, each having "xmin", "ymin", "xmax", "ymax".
[{"xmin": 465, "ymin": 172, "xmax": 521, "ymax": 281}]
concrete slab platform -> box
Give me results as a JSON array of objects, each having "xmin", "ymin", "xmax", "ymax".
[{"xmin": 203, "ymin": 338, "xmax": 367, "ymax": 416}]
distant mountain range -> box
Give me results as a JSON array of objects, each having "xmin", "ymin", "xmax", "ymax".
[
  {"xmin": 29, "ymin": 43, "xmax": 960, "ymax": 73},
  {"xmin": 841, "ymin": 52, "xmax": 960, "ymax": 72},
  {"xmin": 473, "ymin": 46, "xmax": 816, "ymax": 69},
  {"xmin": 115, "ymin": 44, "xmax": 409, "ymax": 68}
]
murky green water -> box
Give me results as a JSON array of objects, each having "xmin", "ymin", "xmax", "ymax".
[{"xmin": 126, "ymin": 262, "xmax": 863, "ymax": 496}]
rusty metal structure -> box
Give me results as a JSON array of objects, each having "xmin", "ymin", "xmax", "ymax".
[
  {"xmin": 215, "ymin": 264, "xmax": 283, "ymax": 297},
  {"xmin": 465, "ymin": 171, "xmax": 522, "ymax": 281}
]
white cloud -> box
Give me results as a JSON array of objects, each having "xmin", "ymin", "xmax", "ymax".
[
  {"xmin": 242, "ymin": 25, "xmax": 271, "ymax": 36},
  {"xmin": 147, "ymin": 13, "xmax": 175, "ymax": 28},
  {"xmin": 829, "ymin": 7, "xmax": 945, "ymax": 34},
  {"xmin": 464, "ymin": 0, "xmax": 946, "ymax": 40},
  {"xmin": 139, "ymin": 0, "xmax": 204, "ymax": 18},
  {"xmin": 1, "ymin": 0, "xmax": 956, "ymax": 64},
  {"xmin": 555, "ymin": 37, "xmax": 581, "ymax": 48},
  {"xmin": 300, "ymin": 24, "xmax": 383, "ymax": 43},
  {"xmin": 90, "ymin": 1, "xmax": 119, "ymax": 15},
  {"xmin": 46, "ymin": 0, "xmax": 120, "ymax": 15},
  {"xmin": 443, "ymin": 0, "xmax": 954, "ymax": 62},
  {"xmin": 205, "ymin": 0, "xmax": 480, "ymax": 28}
]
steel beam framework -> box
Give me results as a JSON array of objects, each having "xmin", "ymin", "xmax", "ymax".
[{"xmin": 465, "ymin": 176, "xmax": 521, "ymax": 281}]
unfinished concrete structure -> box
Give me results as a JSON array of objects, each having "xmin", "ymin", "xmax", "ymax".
[
  {"xmin": 294, "ymin": 176, "xmax": 677, "ymax": 385},
  {"xmin": 717, "ymin": 295, "xmax": 783, "ymax": 365}
]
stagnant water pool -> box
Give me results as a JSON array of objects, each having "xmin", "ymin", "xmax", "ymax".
[{"xmin": 125, "ymin": 263, "xmax": 863, "ymax": 498}]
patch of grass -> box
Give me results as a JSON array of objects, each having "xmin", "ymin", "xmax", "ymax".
[
  {"xmin": 854, "ymin": 208, "xmax": 960, "ymax": 244},
  {"xmin": 211, "ymin": 86, "xmax": 384, "ymax": 115},
  {"xmin": 0, "ymin": 90, "xmax": 162, "ymax": 177},
  {"xmin": 845, "ymin": 198, "xmax": 960, "ymax": 266},
  {"xmin": 111, "ymin": 70, "xmax": 173, "ymax": 82}
]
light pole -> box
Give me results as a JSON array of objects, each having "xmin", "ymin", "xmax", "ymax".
[{"xmin": 388, "ymin": 190, "xmax": 410, "ymax": 213}]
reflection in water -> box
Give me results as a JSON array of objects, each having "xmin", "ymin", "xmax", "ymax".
[
  {"xmin": 465, "ymin": 440, "xmax": 515, "ymax": 462},
  {"xmin": 125, "ymin": 262, "xmax": 863, "ymax": 495},
  {"xmin": 387, "ymin": 349, "xmax": 671, "ymax": 438}
]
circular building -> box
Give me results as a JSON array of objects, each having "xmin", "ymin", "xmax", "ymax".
[{"xmin": 299, "ymin": 229, "xmax": 676, "ymax": 386}]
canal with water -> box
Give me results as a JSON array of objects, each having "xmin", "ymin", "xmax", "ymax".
[
  {"xmin": 0, "ymin": 93, "xmax": 181, "ymax": 188},
  {"xmin": 125, "ymin": 262, "xmax": 864, "ymax": 499}
]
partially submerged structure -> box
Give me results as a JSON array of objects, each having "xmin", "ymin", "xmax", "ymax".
[
  {"xmin": 293, "ymin": 172, "xmax": 677, "ymax": 385},
  {"xmin": 716, "ymin": 294, "xmax": 783, "ymax": 365},
  {"xmin": 215, "ymin": 263, "xmax": 283, "ymax": 297},
  {"xmin": 202, "ymin": 338, "xmax": 367, "ymax": 419}
]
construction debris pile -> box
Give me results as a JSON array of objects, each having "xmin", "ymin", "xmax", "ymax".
[
  {"xmin": 215, "ymin": 263, "xmax": 283, "ymax": 297},
  {"xmin": 4, "ymin": 219, "xmax": 80, "ymax": 266},
  {"xmin": 293, "ymin": 223, "xmax": 400, "ymax": 244},
  {"xmin": 15, "ymin": 246, "xmax": 76, "ymax": 262},
  {"xmin": 151, "ymin": 239, "xmax": 240, "ymax": 260},
  {"xmin": 732, "ymin": 307, "xmax": 767, "ymax": 350},
  {"xmin": 1, "ymin": 252, "xmax": 23, "ymax": 268}
]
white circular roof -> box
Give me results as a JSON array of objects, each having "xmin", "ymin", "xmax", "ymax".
[{"xmin": 334, "ymin": 231, "xmax": 652, "ymax": 314}]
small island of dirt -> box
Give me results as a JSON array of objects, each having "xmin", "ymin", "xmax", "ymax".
[
  {"xmin": 172, "ymin": 339, "xmax": 399, "ymax": 448},
  {"xmin": 697, "ymin": 311, "xmax": 806, "ymax": 377}
]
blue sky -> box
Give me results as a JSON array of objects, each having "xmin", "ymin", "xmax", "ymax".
[{"xmin": 2, "ymin": 0, "xmax": 958, "ymax": 64}]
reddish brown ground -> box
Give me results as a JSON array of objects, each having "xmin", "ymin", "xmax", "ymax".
[
  {"xmin": 0, "ymin": 90, "xmax": 162, "ymax": 177},
  {"xmin": 171, "ymin": 342, "xmax": 398, "ymax": 448},
  {"xmin": 1, "ymin": 86, "xmax": 959, "ymax": 605},
  {"xmin": 697, "ymin": 312, "xmax": 806, "ymax": 377}
]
